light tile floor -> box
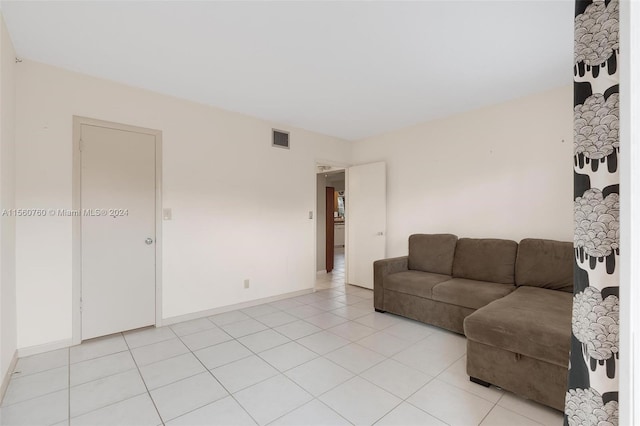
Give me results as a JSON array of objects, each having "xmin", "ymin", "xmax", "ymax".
[
  {"xmin": 0, "ymin": 284, "xmax": 564, "ymax": 426},
  {"xmin": 316, "ymin": 248, "xmax": 345, "ymax": 290}
]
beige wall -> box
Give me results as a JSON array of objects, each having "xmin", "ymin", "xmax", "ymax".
[
  {"xmin": 10, "ymin": 59, "xmax": 573, "ymax": 352},
  {"xmin": 0, "ymin": 14, "xmax": 17, "ymax": 388},
  {"xmin": 351, "ymin": 86, "xmax": 574, "ymax": 257},
  {"xmin": 15, "ymin": 60, "xmax": 351, "ymax": 349}
]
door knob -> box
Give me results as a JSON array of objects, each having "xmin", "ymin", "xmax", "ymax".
[{"xmin": 145, "ymin": 238, "xmax": 154, "ymax": 245}]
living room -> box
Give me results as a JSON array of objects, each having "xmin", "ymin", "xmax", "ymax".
[{"xmin": 0, "ymin": 1, "xmax": 637, "ymax": 425}]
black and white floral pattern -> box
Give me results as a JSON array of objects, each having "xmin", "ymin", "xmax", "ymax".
[
  {"xmin": 565, "ymin": 0, "xmax": 620, "ymax": 426},
  {"xmin": 572, "ymin": 286, "xmax": 619, "ymax": 370},
  {"xmin": 574, "ymin": 188, "xmax": 619, "ymax": 258},
  {"xmin": 567, "ymin": 1, "xmax": 620, "ymax": 424},
  {"xmin": 566, "ymin": 388, "xmax": 619, "ymax": 426},
  {"xmin": 574, "ymin": 0, "xmax": 619, "ymax": 67},
  {"xmin": 574, "ymin": 93, "xmax": 619, "ymax": 160}
]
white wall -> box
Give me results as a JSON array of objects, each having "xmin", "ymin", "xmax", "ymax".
[
  {"xmin": 351, "ymin": 86, "xmax": 574, "ymax": 257},
  {"xmin": 15, "ymin": 60, "xmax": 351, "ymax": 349},
  {"xmin": 0, "ymin": 14, "xmax": 17, "ymax": 387},
  {"xmin": 11, "ymin": 61, "xmax": 574, "ymax": 351}
]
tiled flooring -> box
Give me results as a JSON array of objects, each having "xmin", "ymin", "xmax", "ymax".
[
  {"xmin": 316, "ymin": 248, "xmax": 345, "ymax": 290},
  {"xmin": 0, "ymin": 284, "xmax": 563, "ymax": 426}
]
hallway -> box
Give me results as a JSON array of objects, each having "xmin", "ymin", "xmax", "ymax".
[{"xmin": 316, "ymin": 248, "xmax": 345, "ymax": 290}]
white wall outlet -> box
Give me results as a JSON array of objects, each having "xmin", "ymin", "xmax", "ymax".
[{"xmin": 244, "ymin": 279, "xmax": 250, "ymax": 289}]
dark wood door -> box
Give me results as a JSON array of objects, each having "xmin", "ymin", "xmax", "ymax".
[{"xmin": 325, "ymin": 187, "xmax": 335, "ymax": 272}]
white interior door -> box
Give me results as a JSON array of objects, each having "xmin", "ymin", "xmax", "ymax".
[
  {"xmin": 81, "ymin": 124, "xmax": 157, "ymax": 340},
  {"xmin": 347, "ymin": 162, "xmax": 386, "ymax": 289}
]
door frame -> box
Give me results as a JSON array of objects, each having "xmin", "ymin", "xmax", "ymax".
[
  {"xmin": 71, "ymin": 116, "xmax": 163, "ymax": 345},
  {"xmin": 314, "ymin": 160, "xmax": 349, "ymax": 286}
]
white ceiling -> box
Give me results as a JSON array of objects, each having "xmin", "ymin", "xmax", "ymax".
[{"xmin": 1, "ymin": 1, "xmax": 573, "ymax": 141}]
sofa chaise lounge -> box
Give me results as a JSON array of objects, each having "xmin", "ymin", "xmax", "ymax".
[{"xmin": 373, "ymin": 233, "xmax": 573, "ymax": 411}]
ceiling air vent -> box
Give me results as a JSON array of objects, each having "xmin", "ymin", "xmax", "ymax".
[{"xmin": 272, "ymin": 129, "xmax": 290, "ymax": 149}]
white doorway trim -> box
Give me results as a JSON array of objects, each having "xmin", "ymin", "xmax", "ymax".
[
  {"xmin": 71, "ymin": 116, "xmax": 163, "ymax": 345},
  {"xmin": 619, "ymin": 1, "xmax": 637, "ymax": 423}
]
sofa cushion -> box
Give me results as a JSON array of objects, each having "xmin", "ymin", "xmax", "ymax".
[
  {"xmin": 463, "ymin": 286, "xmax": 572, "ymax": 367},
  {"xmin": 452, "ymin": 238, "xmax": 518, "ymax": 284},
  {"xmin": 408, "ymin": 234, "xmax": 458, "ymax": 275},
  {"xmin": 515, "ymin": 238, "xmax": 573, "ymax": 292},
  {"xmin": 384, "ymin": 271, "xmax": 451, "ymax": 299},
  {"xmin": 432, "ymin": 278, "xmax": 515, "ymax": 310}
]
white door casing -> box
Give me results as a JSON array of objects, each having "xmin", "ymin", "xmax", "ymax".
[
  {"xmin": 347, "ymin": 162, "xmax": 386, "ymax": 289},
  {"xmin": 73, "ymin": 118, "xmax": 162, "ymax": 341}
]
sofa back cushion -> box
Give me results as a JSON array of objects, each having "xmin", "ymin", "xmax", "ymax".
[
  {"xmin": 515, "ymin": 238, "xmax": 573, "ymax": 292},
  {"xmin": 452, "ymin": 238, "xmax": 518, "ymax": 284},
  {"xmin": 408, "ymin": 234, "xmax": 458, "ymax": 275}
]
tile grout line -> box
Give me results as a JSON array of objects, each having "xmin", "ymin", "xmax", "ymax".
[
  {"xmin": 69, "ymin": 348, "xmax": 130, "ymax": 367},
  {"xmin": 122, "ymin": 331, "xmax": 166, "ymax": 426},
  {"xmin": 6, "ymin": 348, "xmax": 69, "ymax": 380},
  {"xmin": 266, "ymin": 320, "xmax": 402, "ymax": 424},
  {"xmin": 368, "ymin": 398, "xmax": 404, "ymax": 426},
  {"xmin": 248, "ymin": 366, "xmax": 329, "ymax": 425},
  {"xmin": 266, "ymin": 397, "xmax": 353, "ymax": 426},
  {"xmin": 253, "ymin": 344, "xmax": 320, "ymax": 374},
  {"xmin": 4, "ymin": 285, "xmax": 560, "ymax": 426},
  {"xmin": 398, "ymin": 373, "xmax": 452, "ymax": 426},
  {"xmin": 430, "ymin": 352, "xmax": 508, "ymax": 406},
  {"xmin": 359, "ymin": 337, "xmax": 463, "ymax": 426},
  {"xmin": 321, "ymin": 350, "xmax": 408, "ymax": 425},
  {"xmin": 285, "ymin": 309, "xmax": 440, "ymax": 425},
  {"xmin": 504, "ymin": 405, "xmax": 547, "ymax": 425},
  {"xmin": 173, "ymin": 329, "xmax": 261, "ymax": 425},
  {"xmin": 212, "ymin": 307, "xmax": 363, "ymax": 356},
  {"xmin": 392, "ymin": 350, "xmax": 504, "ymax": 425},
  {"xmin": 0, "ymin": 370, "xmax": 70, "ymax": 409},
  {"xmin": 72, "ymin": 333, "xmax": 497, "ymax": 424},
  {"xmin": 0, "ymin": 292, "xmax": 371, "ymax": 413},
  {"xmin": 404, "ymin": 400, "xmax": 452, "ymax": 426},
  {"xmin": 68, "ymin": 335, "xmax": 158, "ymax": 423},
  {"xmin": 167, "ymin": 290, "xmax": 364, "ymax": 425},
  {"xmin": 477, "ymin": 400, "xmax": 500, "ymax": 426}
]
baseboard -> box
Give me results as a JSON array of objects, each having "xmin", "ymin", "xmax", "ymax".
[
  {"xmin": 0, "ymin": 349, "xmax": 18, "ymax": 403},
  {"xmin": 346, "ymin": 282, "xmax": 373, "ymax": 290},
  {"xmin": 13, "ymin": 289, "xmax": 315, "ymax": 356},
  {"xmin": 17, "ymin": 338, "xmax": 74, "ymax": 358},
  {"xmin": 317, "ymin": 270, "xmax": 327, "ymax": 275},
  {"xmin": 161, "ymin": 288, "xmax": 314, "ymax": 326}
]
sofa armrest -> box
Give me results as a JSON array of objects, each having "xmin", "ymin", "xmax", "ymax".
[{"xmin": 373, "ymin": 256, "xmax": 408, "ymax": 310}]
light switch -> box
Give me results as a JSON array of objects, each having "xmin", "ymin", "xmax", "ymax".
[
  {"xmin": 163, "ymin": 208, "xmax": 172, "ymax": 220},
  {"xmin": 309, "ymin": 211, "xmax": 313, "ymax": 219}
]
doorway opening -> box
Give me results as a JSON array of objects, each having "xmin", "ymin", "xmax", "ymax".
[{"xmin": 316, "ymin": 167, "xmax": 346, "ymax": 289}]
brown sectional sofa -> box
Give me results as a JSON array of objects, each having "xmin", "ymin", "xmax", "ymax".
[{"xmin": 373, "ymin": 234, "xmax": 573, "ymax": 411}]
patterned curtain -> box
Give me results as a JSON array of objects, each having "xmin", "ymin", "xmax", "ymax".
[{"xmin": 566, "ymin": 1, "xmax": 619, "ymax": 425}]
